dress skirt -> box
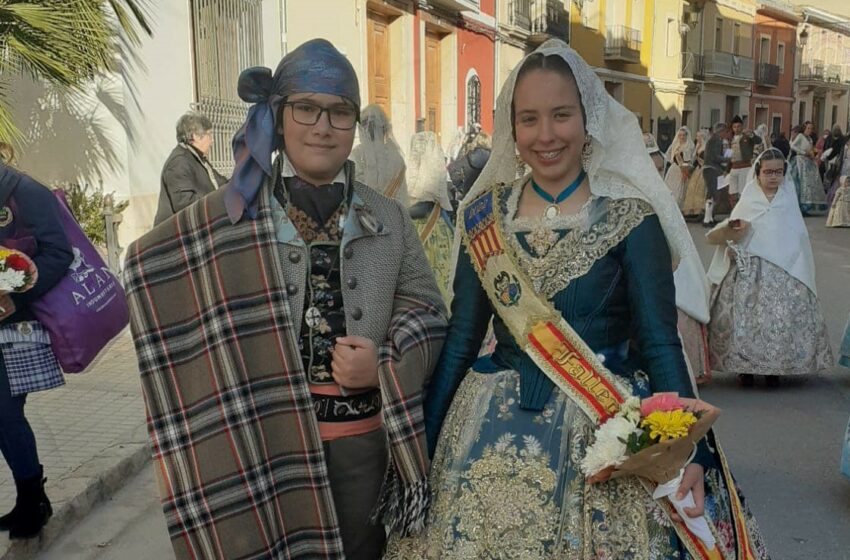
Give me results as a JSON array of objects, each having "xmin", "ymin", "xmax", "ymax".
[
  {"xmin": 826, "ymin": 184, "xmax": 850, "ymax": 227},
  {"xmin": 664, "ymin": 164, "xmax": 688, "ymax": 208},
  {"xmin": 708, "ymin": 256, "xmax": 833, "ymax": 377},
  {"xmin": 413, "ymin": 212, "xmax": 455, "ymax": 306},
  {"xmin": 679, "ymin": 311, "xmax": 711, "ymax": 387},
  {"xmin": 789, "ymin": 155, "xmax": 828, "ymax": 216},
  {"xmin": 385, "ymin": 363, "xmax": 769, "ymax": 559},
  {"xmin": 681, "ymin": 164, "xmax": 707, "ymax": 218}
]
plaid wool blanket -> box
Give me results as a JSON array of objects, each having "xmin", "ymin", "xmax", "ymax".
[{"xmin": 125, "ymin": 182, "xmax": 446, "ymax": 559}]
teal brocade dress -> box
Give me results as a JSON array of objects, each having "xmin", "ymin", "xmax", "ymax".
[{"xmin": 386, "ymin": 183, "xmax": 770, "ymax": 559}]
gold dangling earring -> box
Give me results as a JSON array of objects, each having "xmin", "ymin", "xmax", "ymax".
[{"xmin": 580, "ymin": 140, "xmax": 593, "ymax": 172}]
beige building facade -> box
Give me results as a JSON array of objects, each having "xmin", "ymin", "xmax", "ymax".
[{"xmin": 793, "ymin": 5, "xmax": 850, "ymax": 133}]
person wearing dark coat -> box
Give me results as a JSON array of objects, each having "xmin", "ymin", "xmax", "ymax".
[
  {"xmin": 772, "ymin": 132, "xmax": 791, "ymax": 159},
  {"xmin": 0, "ymin": 150, "xmax": 73, "ymax": 540},
  {"xmin": 153, "ymin": 112, "xmax": 229, "ymax": 226},
  {"xmin": 702, "ymin": 122, "xmax": 732, "ymax": 226}
]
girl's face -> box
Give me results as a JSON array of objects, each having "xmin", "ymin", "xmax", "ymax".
[
  {"xmin": 513, "ymin": 68, "xmax": 586, "ymax": 188},
  {"xmin": 804, "ymin": 123, "xmax": 814, "ymax": 136},
  {"xmin": 677, "ymin": 129, "xmax": 687, "ymax": 142},
  {"xmin": 757, "ymin": 158, "xmax": 784, "ymax": 195}
]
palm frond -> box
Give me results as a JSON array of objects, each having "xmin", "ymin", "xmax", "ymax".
[{"xmin": 106, "ymin": 0, "xmax": 152, "ymax": 43}]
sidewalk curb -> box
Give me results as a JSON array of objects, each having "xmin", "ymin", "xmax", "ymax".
[{"xmin": 0, "ymin": 442, "xmax": 151, "ymax": 560}]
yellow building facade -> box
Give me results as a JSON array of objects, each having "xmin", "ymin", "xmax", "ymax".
[
  {"xmin": 570, "ymin": 0, "xmax": 654, "ymax": 129},
  {"xmin": 649, "ymin": 0, "xmax": 697, "ymax": 148}
]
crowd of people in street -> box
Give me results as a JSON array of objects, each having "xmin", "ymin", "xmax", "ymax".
[{"xmin": 1, "ymin": 34, "xmax": 849, "ymax": 560}]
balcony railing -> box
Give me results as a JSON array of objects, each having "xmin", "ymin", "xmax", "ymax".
[
  {"xmin": 826, "ymin": 64, "xmax": 843, "ymax": 83},
  {"xmin": 681, "ymin": 52, "xmax": 705, "ymax": 80},
  {"xmin": 756, "ymin": 62, "xmax": 779, "ymax": 87},
  {"xmin": 509, "ymin": 0, "xmax": 569, "ymax": 42},
  {"xmin": 605, "ymin": 25, "xmax": 641, "ymax": 63},
  {"xmin": 509, "ymin": 0, "xmax": 531, "ymax": 30},
  {"xmin": 702, "ymin": 50, "xmax": 754, "ymax": 81},
  {"xmin": 800, "ymin": 60, "xmax": 824, "ymax": 81}
]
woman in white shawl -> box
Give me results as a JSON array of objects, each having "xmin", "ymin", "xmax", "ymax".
[
  {"xmin": 387, "ymin": 39, "xmax": 768, "ymax": 560},
  {"xmin": 664, "ymin": 126, "xmax": 695, "ymax": 208},
  {"xmin": 788, "ymin": 121, "xmax": 828, "ymax": 215},
  {"xmin": 707, "ymin": 148, "xmax": 833, "ymax": 387},
  {"xmin": 350, "ymin": 104, "xmax": 408, "ymax": 205},
  {"xmin": 407, "ymin": 131, "xmax": 455, "ymax": 304},
  {"xmin": 827, "ymin": 174, "xmax": 850, "ymax": 227}
]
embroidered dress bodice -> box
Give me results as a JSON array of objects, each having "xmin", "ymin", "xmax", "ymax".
[{"xmin": 428, "ymin": 182, "xmax": 694, "ymax": 414}]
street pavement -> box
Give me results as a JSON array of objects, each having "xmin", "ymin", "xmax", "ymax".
[
  {"xmin": 0, "ymin": 331, "xmax": 150, "ymax": 560},
  {"xmin": 14, "ymin": 219, "xmax": 850, "ymax": 560}
]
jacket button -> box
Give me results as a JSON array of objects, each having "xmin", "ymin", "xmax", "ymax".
[
  {"xmin": 351, "ymin": 307, "xmax": 363, "ymax": 320},
  {"xmin": 286, "ymin": 283, "xmax": 298, "ymax": 295},
  {"xmin": 346, "ymin": 277, "xmax": 358, "ymax": 289},
  {"xmin": 343, "ymin": 246, "xmax": 354, "ymax": 259},
  {"xmin": 289, "ymin": 251, "xmax": 301, "ymax": 263}
]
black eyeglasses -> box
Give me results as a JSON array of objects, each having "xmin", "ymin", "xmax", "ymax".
[{"xmin": 283, "ymin": 101, "xmax": 359, "ymax": 130}]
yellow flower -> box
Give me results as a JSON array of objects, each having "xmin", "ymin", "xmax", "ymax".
[
  {"xmin": 640, "ymin": 410, "xmax": 698, "ymax": 442},
  {"xmin": 0, "ymin": 249, "xmax": 12, "ymax": 261}
]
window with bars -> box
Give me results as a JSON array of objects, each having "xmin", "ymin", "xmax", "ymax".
[
  {"xmin": 190, "ymin": 0, "xmax": 264, "ymax": 174},
  {"xmin": 466, "ymin": 74, "xmax": 481, "ymax": 132}
]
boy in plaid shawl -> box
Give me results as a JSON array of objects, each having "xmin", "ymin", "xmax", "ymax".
[{"xmin": 125, "ymin": 39, "xmax": 447, "ymax": 560}]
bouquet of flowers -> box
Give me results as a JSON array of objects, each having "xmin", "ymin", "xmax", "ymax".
[
  {"xmin": 0, "ymin": 247, "xmax": 38, "ymax": 293},
  {"xmin": 580, "ymin": 392, "xmax": 720, "ymax": 549}
]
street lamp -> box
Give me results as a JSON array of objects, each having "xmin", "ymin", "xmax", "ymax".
[{"xmin": 799, "ymin": 25, "xmax": 809, "ymax": 47}]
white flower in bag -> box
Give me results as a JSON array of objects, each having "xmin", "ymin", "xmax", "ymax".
[{"xmin": 0, "ymin": 268, "xmax": 26, "ymax": 292}]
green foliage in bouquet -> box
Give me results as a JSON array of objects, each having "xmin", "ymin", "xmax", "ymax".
[{"xmin": 54, "ymin": 183, "xmax": 128, "ymax": 247}]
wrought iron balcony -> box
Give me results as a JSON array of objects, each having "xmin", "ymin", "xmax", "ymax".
[
  {"xmin": 756, "ymin": 62, "xmax": 779, "ymax": 88},
  {"xmin": 799, "ymin": 60, "xmax": 824, "ymax": 81},
  {"xmin": 509, "ymin": 0, "xmax": 531, "ymax": 30},
  {"xmin": 529, "ymin": 0, "xmax": 569, "ymax": 42},
  {"xmin": 702, "ymin": 50, "xmax": 754, "ymax": 82},
  {"xmin": 826, "ymin": 64, "xmax": 843, "ymax": 83},
  {"xmin": 192, "ymin": 97, "xmax": 248, "ymax": 176},
  {"xmin": 681, "ymin": 52, "xmax": 705, "ymax": 80},
  {"xmin": 509, "ymin": 0, "xmax": 569, "ymax": 42},
  {"xmin": 605, "ymin": 26, "xmax": 641, "ymax": 63}
]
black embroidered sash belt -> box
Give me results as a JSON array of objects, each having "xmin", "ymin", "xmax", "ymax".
[{"xmin": 311, "ymin": 389, "xmax": 382, "ymax": 422}]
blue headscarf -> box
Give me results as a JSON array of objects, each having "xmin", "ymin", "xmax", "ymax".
[{"xmin": 226, "ymin": 38, "xmax": 361, "ymax": 222}]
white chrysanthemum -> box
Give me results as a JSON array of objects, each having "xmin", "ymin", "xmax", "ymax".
[
  {"xmin": 621, "ymin": 396, "xmax": 642, "ymax": 424},
  {"xmin": 0, "ymin": 268, "xmax": 26, "ymax": 292},
  {"xmin": 579, "ymin": 415, "xmax": 637, "ymax": 476}
]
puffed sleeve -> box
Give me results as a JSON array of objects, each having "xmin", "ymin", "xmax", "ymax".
[
  {"xmin": 8, "ymin": 181, "xmax": 73, "ymax": 313},
  {"xmin": 423, "ymin": 244, "xmax": 492, "ymax": 457},
  {"xmin": 622, "ymin": 214, "xmax": 712, "ymax": 466},
  {"xmin": 622, "ymin": 215, "xmax": 692, "ymax": 396}
]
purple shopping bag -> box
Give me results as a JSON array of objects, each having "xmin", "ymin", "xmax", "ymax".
[{"xmin": 28, "ymin": 190, "xmax": 129, "ymax": 373}]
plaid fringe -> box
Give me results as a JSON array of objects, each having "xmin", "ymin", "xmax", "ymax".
[
  {"xmin": 374, "ymin": 301, "xmax": 446, "ymax": 537},
  {"xmin": 372, "ymin": 464, "xmax": 430, "ymax": 537}
]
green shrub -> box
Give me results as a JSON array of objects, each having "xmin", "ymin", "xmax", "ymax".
[{"xmin": 52, "ymin": 183, "xmax": 128, "ymax": 247}]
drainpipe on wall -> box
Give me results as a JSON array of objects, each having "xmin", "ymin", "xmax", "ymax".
[
  {"xmin": 697, "ymin": 6, "xmax": 704, "ymax": 130},
  {"xmin": 280, "ymin": 0, "xmax": 288, "ymax": 56}
]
